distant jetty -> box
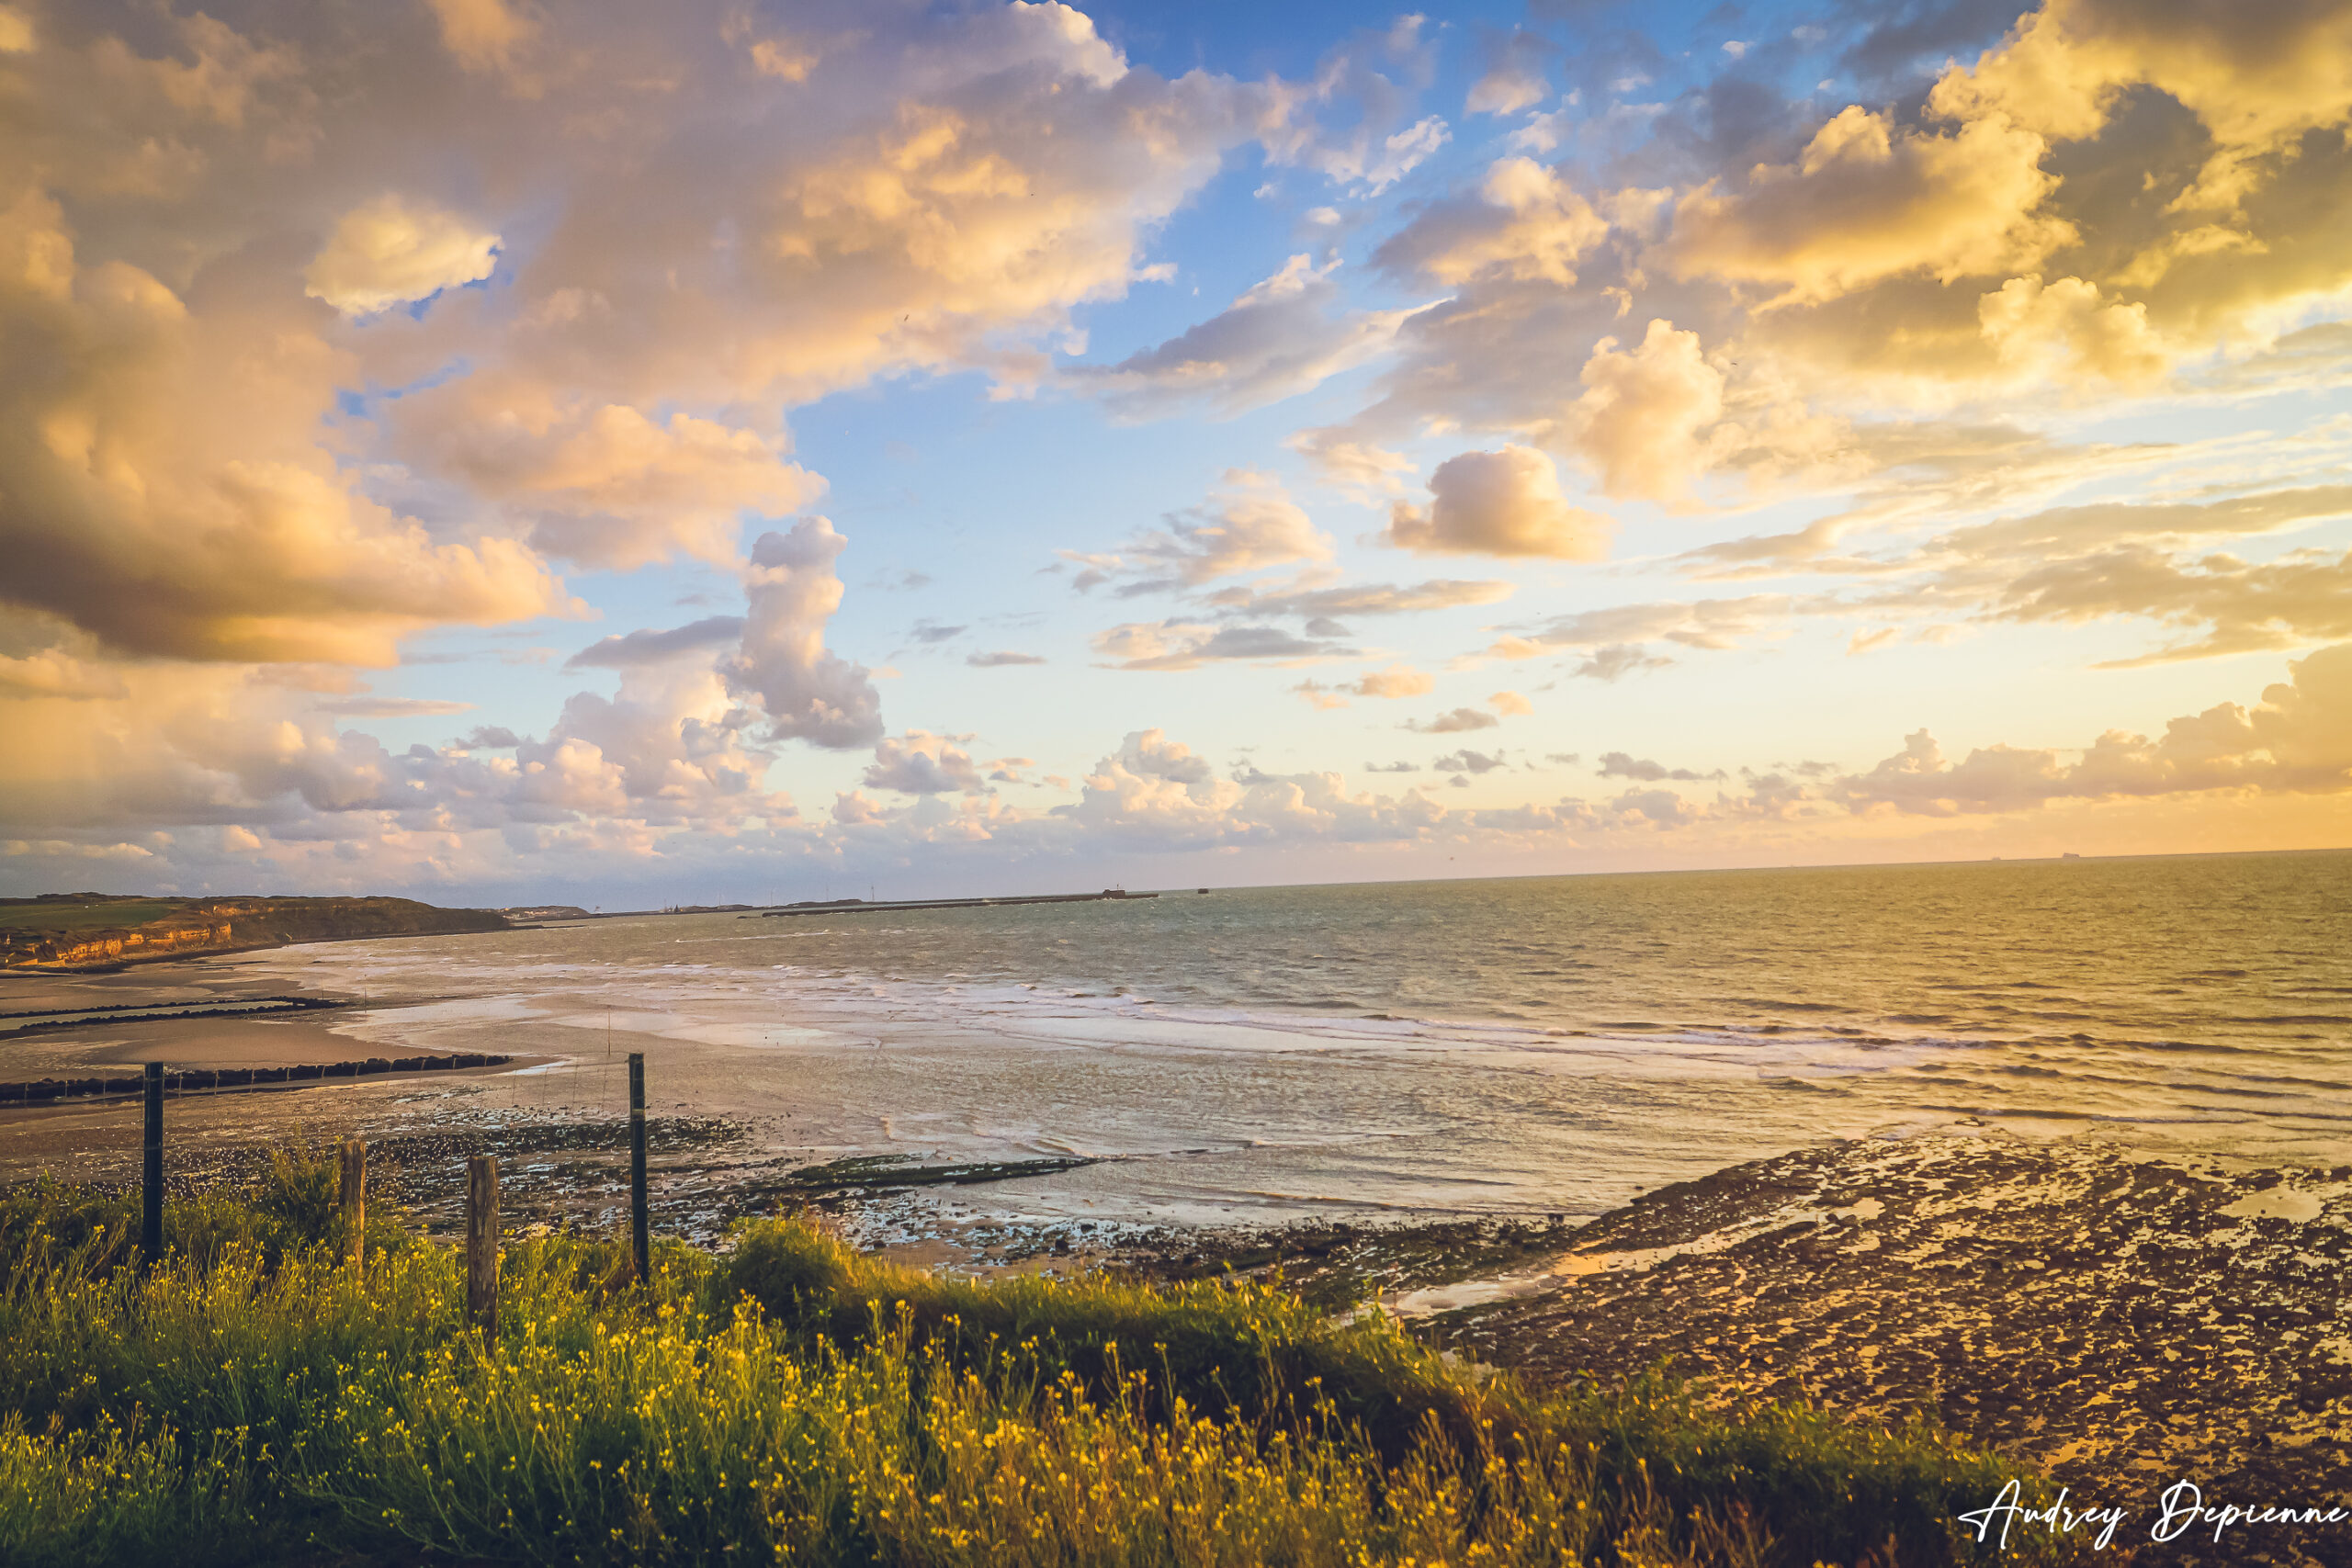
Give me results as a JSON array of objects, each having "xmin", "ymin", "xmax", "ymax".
[{"xmin": 750, "ymin": 888, "xmax": 1158, "ymax": 919}]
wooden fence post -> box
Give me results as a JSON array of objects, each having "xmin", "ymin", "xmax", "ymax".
[
  {"xmin": 339, "ymin": 1136, "xmax": 367, "ymax": 1276},
  {"xmin": 466, "ymin": 1154, "xmax": 499, "ymax": 1341},
  {"xmin": 628, "ymin": 1052, "xmax": 650, "ymax": 1282},
  {"xmin": 141, "ymin": 1063, "xmax": 164, "ymax": 1267}
]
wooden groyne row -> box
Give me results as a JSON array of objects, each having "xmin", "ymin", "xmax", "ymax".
[{"xmin": 0, "ymin": 1052, "xmax": 512, "ymax": 1104}]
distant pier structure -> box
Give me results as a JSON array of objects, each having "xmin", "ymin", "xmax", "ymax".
[{"xmin": 749, "ymin": 888, "xmax": 1159, "ymax": 919}]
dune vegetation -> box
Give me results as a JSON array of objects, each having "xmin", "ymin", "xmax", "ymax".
[{"xmin": 0, "ymin": 1154, "xmax": 2079, "ymax": 1567}]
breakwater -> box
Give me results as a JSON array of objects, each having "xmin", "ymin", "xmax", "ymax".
[{"xmin": 0, "ymin": 1052, "xmax": 514, "ymax": 1105}]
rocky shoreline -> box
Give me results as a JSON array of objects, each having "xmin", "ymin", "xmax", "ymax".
[{"xmin": 1370, "ymin": 1134, "xmax": 2352, "ymax": 1566}]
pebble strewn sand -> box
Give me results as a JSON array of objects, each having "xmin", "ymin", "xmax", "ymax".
[{"xmin": 1431, "ymin": 1134, "xmax": 2352, "ymax": 1561}]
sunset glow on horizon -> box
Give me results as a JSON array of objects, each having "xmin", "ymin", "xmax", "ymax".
[{"xmin": 3, "ymin": 0, "xmax": 2349, "ymax": 902}]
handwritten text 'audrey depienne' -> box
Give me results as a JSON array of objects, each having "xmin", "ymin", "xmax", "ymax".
[{"xmin": 1960, "ymin": 1480, "xmax": 2348, "ymax": 1551}]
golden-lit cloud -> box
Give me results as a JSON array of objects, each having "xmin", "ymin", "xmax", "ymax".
[
  {"xmin": 303, "ymin": 196, "xmax": 501, "ymax": 317},
  {"xmin": 1384, "ymin": 446, "xmax": 1613, "ymax": 558},
  {"xmin": 1664, "ymin": 106, "xmax": 2072, "ymax": 306},
  {"xmin": 0, "ymin": 190, "xmax": 568, "ymax": 664},
  {"xmin": 1566, "ymin": 321, "xmax": 1724, "ymax": 501},
  {"xmin": 1974, "ymin": 275, "xmax": 2165, "ymax": 384},
  {"xmin": 1928, "ymin": 0, "xmax": 2352, "ymax": 217}
]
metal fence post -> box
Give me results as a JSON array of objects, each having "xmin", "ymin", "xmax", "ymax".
[
  {"xmin": 628, "ymin": 1052, "xmax": 650, "ymax": 1282},
  {"xmin": 141, "ymin": 1063, "xmax": 164, "ymax": 1266}
]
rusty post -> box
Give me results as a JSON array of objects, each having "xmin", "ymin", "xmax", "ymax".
[
  {"xmin": 339, "ymin": 1136, "xmax": 367, "ymax": 1276},
  {"xmin": 466, "ymin": 1154, "xmax": 499, "ymax": 1341}
]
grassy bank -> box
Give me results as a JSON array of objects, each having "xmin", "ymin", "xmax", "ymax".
[{"xmin": 0, "ymin": 1156, "xmax": 2078, "ymax": 1567}]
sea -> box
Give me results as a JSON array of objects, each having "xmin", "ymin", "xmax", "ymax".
[{"xmin": 199, "ymin": 850, "xmax": 2352, "ymax": 1231}]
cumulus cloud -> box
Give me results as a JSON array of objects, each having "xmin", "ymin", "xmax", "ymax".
[
  {"xmin": 1069, "ymin": 255, "xmax": 1417, "ymax": 419},
  {"xmin": 1977, "ymin": 275, "xmax": 2165, "ymax": 384},
  {"xmin": 1567, "ymin": 321, "xmax": 1726, "ymax": 501},
  {"xmin": 722, "ymin": 519, "xmax": 884, "ymax": 748},
  {"xmin": 863, "ymin": 730, "xmax": 987, "ymax": 795},
  {"xmin": 303, "ymin": 196, "xmax": 501, "ymax": 317},
  {"xmin": 1384, "ymin": 446, "xmax": 1613, "ymax": 558}
]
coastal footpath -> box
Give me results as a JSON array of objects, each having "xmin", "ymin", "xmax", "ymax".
[{"xmin": 0, "ymin": 893, "xmax": 509, "ymax": 971}]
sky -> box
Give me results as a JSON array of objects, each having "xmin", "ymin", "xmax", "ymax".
[{"xmin": 2, "ymin": 0, "xmax": 2349, "ymax": 905}]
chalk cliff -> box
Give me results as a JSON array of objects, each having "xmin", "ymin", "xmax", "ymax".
[{"xmin": 0, "ymin": 895, "xmax": 509, "ymax": 970}]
